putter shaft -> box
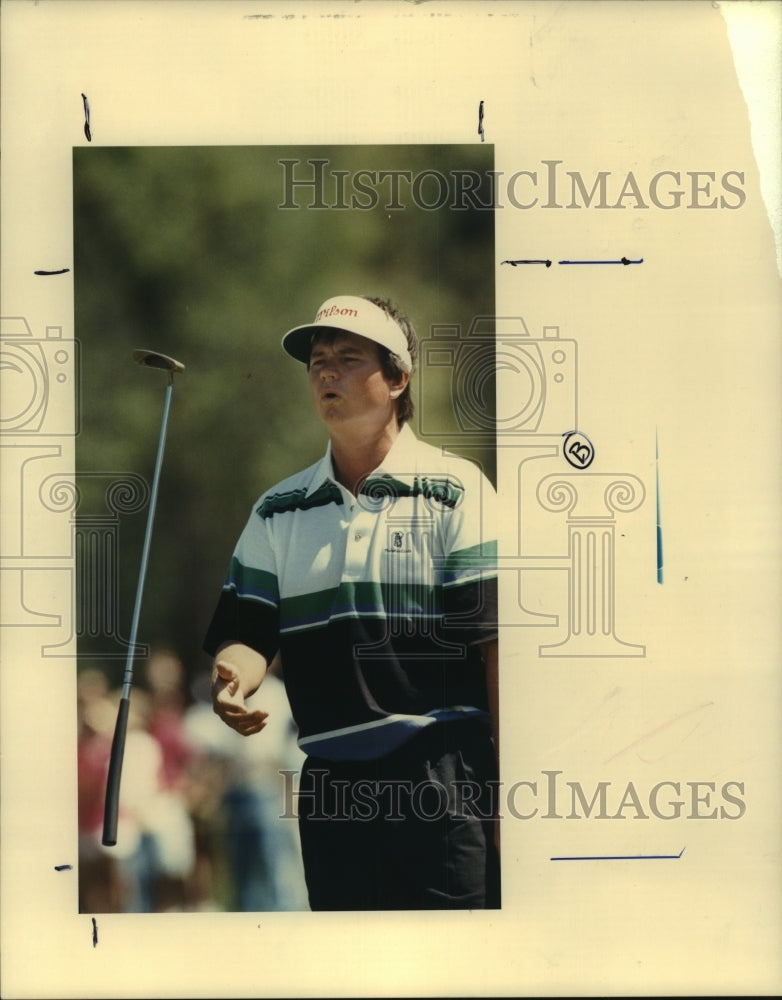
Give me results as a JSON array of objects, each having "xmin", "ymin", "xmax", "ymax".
[{"xmin": 102, "ymin": 353, "xmax": 182, "ymax": 846}]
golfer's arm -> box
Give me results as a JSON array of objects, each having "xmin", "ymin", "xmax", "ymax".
[
  {"xmin": 481, "ymin": 639, "xmax": 499, "ymax": 763},
  {"xmin": 214, "ymin": 641, "xmax": 268, "ymax": 697}
]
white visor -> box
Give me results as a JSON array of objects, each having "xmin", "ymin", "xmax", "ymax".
[{"xmin": 281, "ymin": 295, "xmax": 414, "ymax": 372}]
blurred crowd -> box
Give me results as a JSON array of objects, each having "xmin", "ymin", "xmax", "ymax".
[{"xmin": 77, "ymin": 648, "xmax": 309, "ymax": 913}]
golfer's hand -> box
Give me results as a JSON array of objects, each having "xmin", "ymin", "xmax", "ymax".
[{"xmin": 211, "ymin": 660, "xmax": 269, "ymax": 736}]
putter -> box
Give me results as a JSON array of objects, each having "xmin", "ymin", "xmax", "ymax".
[{"xmin": 102, "ymin": 350, "xmax": 185, "ymax": 847}]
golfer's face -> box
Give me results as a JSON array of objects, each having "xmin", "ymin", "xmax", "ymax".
[{"xmin": 308, "ymin": 331, "xmax": 402, "ymax": 430}]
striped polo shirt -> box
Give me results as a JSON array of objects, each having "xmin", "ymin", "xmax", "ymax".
[{"xmin": 204, "ymin": 424, "xmax": 498, "ymax": 761}]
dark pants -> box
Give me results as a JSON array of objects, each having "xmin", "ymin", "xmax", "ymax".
[{"xmin": 297, "ymin": 719, "xmax": 501, "ymax": 911}]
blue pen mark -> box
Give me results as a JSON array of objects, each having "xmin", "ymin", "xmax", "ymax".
[
  {"xmin": 92, "ymin": 917, "xmax": 98, "ymax": 947},
  {"xmin": 501, "ymin": 259, "xmax": 552, "ymax": 268},
  {"xmin": 54, "ymin": 864, "xmax": 73, "ymax": 871},
  {"xmin": 558, "ymin": 256, "xmax": 644, "ymax": 266},
  {"xmin": 551, "ymin": 847, "xmax": 685, "ymax": 861},
  {"xmin": 478, "ymin": 100, "xmax": 485, "ymax": 142},
  {"xmin": 34, "ymin": 268, "xmax": 70, "ymax": 276},
  {"xmin": 656, "ymin": 428, "xmax": 663, "ymax": 584}
]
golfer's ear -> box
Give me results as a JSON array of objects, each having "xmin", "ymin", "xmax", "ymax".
[{"xmin": 389, "ymin": 371, "xmax": 409, "ymax": 398}]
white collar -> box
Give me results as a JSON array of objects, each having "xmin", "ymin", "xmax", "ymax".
[{"xmin": 305, "ymin": 424, "xmax": 422, "ymax": 497}]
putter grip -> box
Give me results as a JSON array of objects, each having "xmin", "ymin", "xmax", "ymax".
[{"xmin": 101, "ymin": 696, "xmax": 130, "ymax": 847}]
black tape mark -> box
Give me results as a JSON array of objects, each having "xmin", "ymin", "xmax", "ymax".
[
  {"xmin": 54, "ymin": 864, "xmax": 73, "ymax": 871},
  {"xmin": 478, "ymin": 100, "xmax": 485, "ymax": 142},
  {"xmin": 81, "ymin": 93, "xmax": 92, "ymax": 142},
  {"xmin": 92, "ymin": 917, "xmax": 98, "ymax": 947},
  {"xmin": 34, "ymin": 269, "xmax": 70, "ymax": 276},
  {"xmin": 501, "ymin": 259, "xmax": 552, "ymax": 268}
]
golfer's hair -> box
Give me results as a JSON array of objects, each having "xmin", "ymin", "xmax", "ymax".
[{"xmin": 362, "ymin": 295, "xmax": 418, "ymax": 427}]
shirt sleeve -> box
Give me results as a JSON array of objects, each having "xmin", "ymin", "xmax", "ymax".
[
  {"xmin": 202, "ymin": 503, "xmax": 281, "ymax": 663},
  {"xmin": 440, "ymin": 460, "xmax": 498, "ymax": 646}
]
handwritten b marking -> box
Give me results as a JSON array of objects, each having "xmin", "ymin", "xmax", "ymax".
[{"xmin": 563, "ymin": 430, "xmax": 595, "ymax": 469}]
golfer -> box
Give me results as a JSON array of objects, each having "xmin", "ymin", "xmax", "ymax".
[{"xmin": 204, "ymin": 295, "xmax": 500, "ymax": 910}]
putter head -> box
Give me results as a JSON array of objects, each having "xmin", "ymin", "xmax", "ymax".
[{"xmin": 132, "ymin": 350, "xmax": 185, "ymax": 380}]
